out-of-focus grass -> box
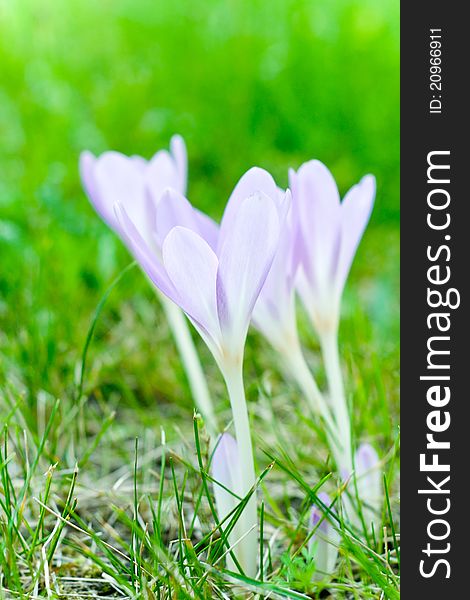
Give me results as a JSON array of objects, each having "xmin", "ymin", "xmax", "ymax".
[{"xmin": 0, "ymin": 0, "xmax": 399, "ymax": 596}]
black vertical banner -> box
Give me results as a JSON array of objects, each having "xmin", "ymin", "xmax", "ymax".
[{"xmin": 401, "ymin": 2, "xmax": 466, "ymax": 597}]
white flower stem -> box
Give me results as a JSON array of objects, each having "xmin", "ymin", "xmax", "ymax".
[
  {"xmin": 319, "ymin": 328, "xmax": 353, "ymax": 475},
  {"xmin": 159, "ymin": 293, "xmax": 217, "ymax": 435},
  {"xmin": 222, "ymin": 359, "xmax": 258, "ymax": 578},
  {"xmin": 281, "ymin": 339, "xmax": 343, "ymax": 472}
]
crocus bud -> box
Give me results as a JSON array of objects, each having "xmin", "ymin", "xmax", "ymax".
[
  {"xmin": 308, "ymin": 492, "xmax": 340, "ymax": 580},
  {"xmin": 355, "ymin": 443, "xmax": 382, "ymax": 534}
]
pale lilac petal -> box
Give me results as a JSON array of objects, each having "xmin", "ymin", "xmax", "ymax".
[
  {"xmin": 296, "ymin": 160, "xmax": 341, "ymax": 288},
  {"xmin": 80, "ymin": 151, "xmax": 119, "ymax": 231},
  {"xmin": 162, "ymin": 227, "xmax": 221, "ymax": 348},
  {"xmin": 212, "ymin": 434, "xmax": 242, "ymax": 524},
  {"xmin": 151, "ymin": 187, "xmax": 218, "ymax": 251},
  {"xmin": 91, "ymin": 151, "xmax": 147, "ymax": 237},
  {"xmin": 308, "ymin": 492, "xmax": 340, "ymax": 579},
  {"xmin": 170, "ymin": 134, "xmax": 188, "ymax": 195},
  {"xmin": 212, "ymin": 433, "xmax": 242, "ymax": 504},
  {"xmin": 114, "ymin": 202, "xmax": 178, "ymax": 302},
  {"xmin": 146, "ymin": 150, "xmax": 180, "ymax": 203},
  {"xmin": 212, "ymin": 433, "xmax": 255, "ymax": 574},
  {"xmin": 195, "ymin": 209, "xmax": 219, "ymax": 251},
  {"xmin": 280, "ymin": 202, "xmax": 299, "ymax": 288},
  {"xmin": 287, "ymin": 167, "xmax": 298, "ymax": 200},
  {"xmin": 355, "ymin": 443, "xmax": 381, "ymax": 532},
  {"xmin": 295, "ymin": 265, "xmax": 316, "ymax": 316},
  {"xmin": 288, "ymin": 167, "xmax": 309, "ymax": 284},
  {"xmin": 79, "ymin": 151, "xmax": 96, "ymax": 199},
  {"xmin": 131, "ymin": 155, "xmax": 148, "ymax": 172},
  {"xmin": 252, "ymin": 210, "xmax": 298, "ymax": 334},
  {"xmin": 335, "ymin": 175, "xmax": 375, "ymax": 295},
  {"xmin": 216, "ymin": 192, "xmax": 280, "ymax": 349},
  {"xmin": 356, "ymin": 442, "xmax": 379, "ymax": 475},
  {"xmin": 276, "ymin": 187, "xmax": 291, "ymax": 225},
  {"xmin": 154, "ymin": 189, "xmax": 201, "ymax": 248},
  {"xmin": 218, "ymin": 167, "xmax": 280, "ymax": 252},
  {"xmin": 309, "ymin": 492, "xmax": 332, "ymax": 536}
]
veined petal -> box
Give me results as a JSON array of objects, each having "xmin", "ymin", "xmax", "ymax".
[
  {"xmin": 296, "ymin": 160, "xmax": 342, "ymax": 289},
  {"xmin": 335, "ymin": 175, "xmax": 375, "ymax": 295},
  {"xmin": 216, "ymin": 192, "xmax": 280, "ymax": 352},
  {"xmin": 218, "ymin": 167, "xmax": 280, "ymax": 253},
  {"xmin": 162, "ymin": 227, "xmax": 222, "ymax": 350},
  {"xmin": 170, "ymin": 134, "xmax": 188, "ymax": 195},
  {"xmin": 114, "ymin": 202, "xmax": 178, "ymax": 302}
]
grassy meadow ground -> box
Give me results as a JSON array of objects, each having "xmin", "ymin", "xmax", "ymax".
[{"xmin": 0, "ymin": 0, "xmax": 399, "ymax": 597}]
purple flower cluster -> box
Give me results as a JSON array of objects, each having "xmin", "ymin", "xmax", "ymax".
[{"xmin": 80, "ymin": 134, "xmax": 379, "ymax": 578}]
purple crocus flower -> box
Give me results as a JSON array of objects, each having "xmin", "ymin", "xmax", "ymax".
[
  {"xmin": 115, "ymin": 167, "xmax": 288, "ymax": 578},
  {"xmin": 355, "ymin": 443, "xmax": 382, "ymax": 533},
  {"xmin": 80, "ymin": 134, "xmax": 188, "ymax": 247},
  {"xmin": 289, "ymin": 160, "xmax": 376, "ymax": 480},
  {"xmin": 79, "ymin": 135, "xmax": 218, "ymax": 433},
  {"xmin": 308, "ymin": 492, "xmax": 340, "ymax": 580},
  {"xmin": 289, "ymin": 160, "xmax": 376, "ymax": 334},
  {"xmin": 115, "ymin": 167, "xmax": 289, "ymax": 369}
]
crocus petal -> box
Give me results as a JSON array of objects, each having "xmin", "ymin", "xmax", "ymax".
[
  {"xmin": 195, "ymin": 209, "xmax": 219, "ymax": 251},
  {"xmin": 308, "ymin": 492, "xmax": 340, "ymax": 580},
  {"xmin": 295, "ymin": 160, "xmax": 341, "ymax": 289},
  {"xmin": 146, "ymin": 150, "xmax": 180, "ymax": 203},
  {"xmin": 88, "ymin": 151, "xmax": 149, "ymax": 240},
  {"xmin": 212, "ymin": 433, "xmax": 242, "ymax": 522},
  {"xmin": 154, "ymin": 189, "xmax": 202, "ymax": 248},
  {"xmin": 216, "ymin": 192, "xmax": 280, "ymax": 351},
  {"xmin": 114, "ymin": 203, "xmax": 178, "ymax": 302},
  {"xmin": 355, "ymin": 443, "xmax": 381, "ymax": 532},
  {"xmin": 309, "ymin": 492, "xmax": 333, "ymax": 538},
  {"xmin": 79, "ymin": 151, "xmax": 118, "ymax": 231},
  {"xmin": 212, "ymin": 433, "xmax": 257, "ymax": 575},
  {"xmin": 218, "ymin": 167, "xmax": 280, "ymax": 253},
  {"xmin": 131, "ymin": 155, "xmax": 148, "ymax": 172},
  {"xmin": 264, "ymin": 205, "xmax": 299, "ymax": 301},
  {"xmin": 79, "ymin": 151, "xmax": 96, "ymax": 198},
  {"xmin": 335, "ymin": 175, "xmax": 376, "ymax": 295},
  {"xmin": 356, "ymin": 442, "xmax": 379, "ymax": 474},
  {"xmin": 252, "ymin": 209, "xmax": 298, "ymax": 340},
  {"xmin": 162, "ymin": 227, "xmax": 222, "ymax": 350},
  {"xmin": 170, "ymin": 134, "xmax": 188, "ymax": 195},
  {"xmin": 152, "ymin": 188, "xmax": 219, "ymax": 252}
]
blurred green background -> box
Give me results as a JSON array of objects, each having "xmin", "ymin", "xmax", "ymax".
[{"xmin": 0, "ymin": 0, "xmax": 399, "ymax": 429}]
